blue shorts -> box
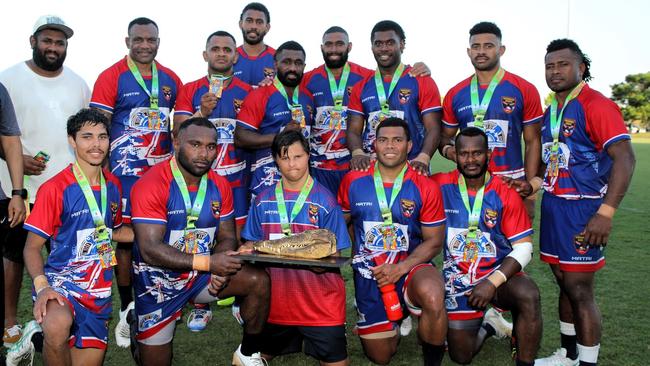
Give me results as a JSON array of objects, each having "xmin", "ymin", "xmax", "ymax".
[
  {"xmin": 354, "ymin": 263, "xmax": 430, "ymax": 336},
  {"xmin": 540, "ymin": 193, "xmax": 605, "ymax": 272},
  {"xmin": 310, "ymin": 168, "xmax": 348, "ymax": 196}
]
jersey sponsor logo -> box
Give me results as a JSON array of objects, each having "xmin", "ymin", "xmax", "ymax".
[
  {"xmin": 445, "ymin": 209, "xmax": 460, "ymax": 215},
  {"xmin": 562, "ymin": 118, "xmax": 576, "ymax": 137},
  {"xmin": 362, "ymin": 221, "xmax": 409, "ymax": 252},
  {"xmin": 162, "ymin": 86, "xmax": 172, "ymax": 101},
  {"xmin": 361, "ymin": 96, "xmax": 376, "ymax": 103},
  {"xmin": 355, "ymin": 202, "xmax": 373, "ymax": 207},
  {"xmin": 123, "ymin": 91, "xmax": 140, "ymax": 97},
  {"xmin": 211, "ymin": 200, "xmax": 221, "ymax": 219},
  {"xmin": 263, "ymin": 67, "xmax": 275, "ymax": 79},
  {"xmin": 312, "ymin": 91, "xmax": 324, "ymax": 97},
  {"xmin": 168, "ymin": 209, "xmax": 185, "ymax": 215},
  {"xmin": 398, "ymin": 88, "xmax": 412, "ymax": 104},
  {"xmin": 308, "ymin": 203, "xmax": 319, "ymax": 224},
  {"xmin": 483, "ymin": 208, "xmax": 498, "ymax": 228},
  {"xmin": 138, "ymin": 309, "xmax": 162, "ymax": 331},
  {"xmin": 400, "ymin": 198, "xmax": 415, "ymax": 218},
  {"xmin": 272, "ymin": 110, "xmax": 291, "ymax": 118},
  {"xmin": 71, "ymin": 208, "xmax": 90, "ymax": 218},
  {"xmin": 457, "ymin": 105, "xmax": 473, "ymax": 113},
  {"xmin": 501, "ymin": 96, "xmax": 516, "ymax": 114},
  {"xmin": 233, "ymin": 99, "xmax": 243, "ymax": 115}
]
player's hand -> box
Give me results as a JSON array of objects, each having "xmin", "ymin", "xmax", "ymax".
[
  {"xmin": 33, "ymin": 287, "xmax": 66, "ymax": 323},
  {"xmin": 209, "ymin": 251, "xmax": 242, "ymax": 277},
  {"xmin": 465, "ymin": 280, "xmax": 496, "ymax": 309},
  {"xmin": 257, "ymin": 77, "xmax": 274, "ymax": 88},
  {"xmin": 284, "ymin": 121, "xmax": 303, "ymax": 132},
  {"xmin": 409, "ymin": 62, "xmax": 431, "ymax": 77},
  {"xmin": 350, "ymin": 154, "xmax": 371, "ymax": 171},
  {"xmin": 583, "ymin": 213, "xmax": 612, "ymax": 247},
  {"xmin": 23, "ymin": 154, "xmax": 45, "ymax": 175},
  {"xmin": 7, "ymin": 196, "xmax": 26, "ymax": 228},
  {"xmin": 238, "ymin": 241, "xmax": 255, "ymax": 253},
  {"xmin": 370, "ymin": 263, "xmax": 404, "ymax": 288},
  {"xmin": 207, "ymin": 274, "xmax": 230, "ymax": 296},
  {"xmin": 502, "ymin": 177, "xmax": 533, "ymax": 198},
  {"xmin": 410, "ymin": 154, "xmax": 430, "ymax": 176},
  {"xmin": 444, "ymin": 147, "xmax": 457, "ymax": 162},
  {"xmin": 200, "ymin": 92, "xmax": 218, "ymax": 116}
]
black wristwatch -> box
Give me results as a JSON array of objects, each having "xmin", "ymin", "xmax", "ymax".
[{"xmin": 11, "ymin": 189, "xmax": 27, "ymax": 199}]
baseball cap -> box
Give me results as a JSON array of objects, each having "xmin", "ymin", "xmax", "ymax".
[{"xmin": 32, "ymin": 15, "xmax": 74, "ymax": 39}]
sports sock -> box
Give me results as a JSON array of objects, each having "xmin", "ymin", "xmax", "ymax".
[
  {"xmin": 577, "ymin": 343, "xmax": 599, "ymax": 366},
  {"xmin": 422, "ymin": 342, "xmax": 445, "ymax": 366},
  {"xmin": 560, "ymin": 321, "xmax": 578, "ymax": 360},
  {"xmin": 479, "ymin": 322, "xmax": 496, "ymax": 338},
  {"xmin": 515, "ymin": 360, "xmax": 533, "ymax": 366},
  {"xmin": 118, "ymin": 285, "xmax": 133, "ymax": 311},
  {"xmin": 240, "ymin": 332, "xmax": 263, "ymax": 356}
]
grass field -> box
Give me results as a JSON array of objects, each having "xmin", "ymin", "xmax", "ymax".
[{"xmin": 13, "ymin": 140, "xmax": 649, "ymax": 365}]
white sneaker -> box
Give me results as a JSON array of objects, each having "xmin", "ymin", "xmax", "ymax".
[
  {"xmin": 6, "ymin": 320, "xmax": 41, "ymax": 366},
  {"xmin": 115, "ymin": 301, "xmax": 134, "ymax": 348},
  {"xmin": 186, "ymin": 308, "xmax": 212, "ymax": 332},
  {"xmin": 399, "ymin": 316, "xmax": 413, "ymax": 336},
  {"xmin": 535, "ymin": 348, "xmax": 578, "ymax": 366},
  {"xmin": 483, "ymin": 308, "xmax": 513, "ymax": 339},
  {"xmin": 3, "ymin": 324, "xmax": 22, "ymax": 347},
  {"xmin": 232, "ymin": 344, "xmax": 267, "ymax": 366}
]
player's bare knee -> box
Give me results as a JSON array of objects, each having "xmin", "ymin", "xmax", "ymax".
[
  {"xmin": 42, "ymin": 309, "xmax": 72, "ymax": 344},
  {"xmin": 448, "ymin": 350, "xmax": 472, "ymax": 365}
]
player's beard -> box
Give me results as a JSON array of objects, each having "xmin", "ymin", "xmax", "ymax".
[
  {"xmin": 323, "ymin": 50, "xmax": 349, "ymax": 69},
  {"xmin": 242, "ymin": 29, "xmax": 266, "ymax": 45},
  {"xmin": 471, "ymin": 55, "xmax": 499, "ymax": 72},
  {"xmin": 33, "ymin": 46, "xmax": 66, "ymax": 72},
  {"xmin": 457, "ymin": 160, "xmax": 489, "ymax": 180},
  {"xmin": 277, "ymin": 69, "xmax": 302, "ymax": 88},
  {"xmin": 177, "ymin": 147, "xmax": 212, "ymax": 177}
]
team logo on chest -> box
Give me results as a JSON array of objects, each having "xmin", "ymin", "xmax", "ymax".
[
  {"xmin": 308, "ymin": 204, "xmax": 319, "ymax": 224},
  {"xmin": 398, "ymin": 88, "xmax": 411, "ymax": 104},
  {"xmin": 211, "ymin": 200, "xmax": 221, "ymax": 219},
  {"xmin": 233, "ymin": 99, "xmax": 243, "ymax": 114},
  {"xmin": 562, "ymin": 118, "xmax": 576, "ymax": 137},
  {"xmin": 501, "ymin": 96, "xmax": 516, "ymax": 114},
  {"xmin": 263, "ymin": 67, "xmax": 275, "ymax": 79},
  {"xmin": 110, "ymin": 201, "xmax": 119, "ymax": 222},
  {"xmin": 347, "ymin": 86, "xmax": 354, "ymax": 97},
  {"xmin": 400, "ymin": 198, "xmax": 415, "ymax": 218},
  {"xmin": 484, "ymin": 208, "xmax": 498, "ymax": 228},
  {"xmin": 162, "ymin": 86, "xmax": 172, "ymax": 101}
]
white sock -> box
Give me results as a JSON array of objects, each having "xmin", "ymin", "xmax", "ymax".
[
  {"xmin": 560, "ymin": 321, "xmax": 576, "ymax": 335},
  {"xmin": 577, "ymin": 343, "xmax": 600, "ymax": 363}
]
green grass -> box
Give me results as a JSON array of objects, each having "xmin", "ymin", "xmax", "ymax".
[{"xmin": 14, "ymin": 143, "xmax": 649, "ymax": 365}]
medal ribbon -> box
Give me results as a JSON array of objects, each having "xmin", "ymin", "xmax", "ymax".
[
  {"xmin": 127, "ymin": 56, "xmax": 159, "ymax": 110},
  {"xmin": 275, "ymin": 176, "xmax": 314, "ymax": 236},
  {"xmin": 325, "ymin": 63, "xmax": 350, "ymax": 110},
  {"xmin": 169, "ymin": 158, "xmax": 208, "ymax": 231},
  {"xmin": 374, "ymin": 63, "xmax": 404, "ymax": 115},
  {"xmin": 273, "ymin": 76, "xmax": 301, "ymax": 109},
  {"xmin": 547, "ymin": 81, "xmax": 586, "ymax": 179},
  {"xmin": 373, "ymin": 162, "xmax": 408, "ymax": 226},
  {"xmin": 458, "ymin": 172, "xmax": 490, "ymax": 239},
  {"xmin": 469, "ymin": 68, "xmax": 505, "ymax": 129},
  {"xmin": 72, "ymin": 162, "xmax": 107, "ymax": 231}
]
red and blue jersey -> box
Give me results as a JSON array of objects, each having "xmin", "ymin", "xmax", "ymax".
[
  {"xmin": 338, "ymin": 164, "xmax": 446, "ymax": 278},
  {"xmin": 431, "ymin": 170, "xmax": 532, "ymax": 310},
  {"xmin": 237, "ymin": 84, "xmax": 314, "ymax": 196},
  {"xmin": 242, "ymin": 179, "xmax": 350, "ymax": 326},
  {"xmin": 347, "ymin": 67, "xmax": 442, "ymax": 160},
  {"xmin": 541, "ymin": 84, "xmax": 630, "ymax": 199},
  {"xmin": 302, "ymin": 62, "xmax": 373, "ymax": 171},
  {"xmin": 90, "ymin": 57, "xmax": 183, "ymax": 179},
  {"xmin": 175, "ymin": 76, "xmax": 252, "ymax": 187},
  {"xmin": 130, "ymin": 160, "xmax": 233, "ymax": 304},
  {"xmin": 233, "ymin": 46, "xmax": 276, "ymax": 86},
  {"xmin": 24, "ymin": 165, "xmax": 123, "ymax": 314},
  {"xmin": 442, "ymin": 71, "xmax": 543, "ymax": 178}
]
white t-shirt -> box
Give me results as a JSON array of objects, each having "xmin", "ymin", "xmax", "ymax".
[{"xmin": 0, "ymin": 62, "xmax": 90, "ymax": 203}]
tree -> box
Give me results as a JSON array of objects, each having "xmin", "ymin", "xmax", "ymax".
[{"xmin": 611, "ymin": 72, "xmax": 650, "ymax": 128}]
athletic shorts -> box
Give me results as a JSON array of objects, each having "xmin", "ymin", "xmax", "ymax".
[
  {"xmin": 259, "ymin": 323, "xmax": 347, "ymax": 363},
  {"xmin": 540, "ymin": 193, "xmax": 605, "ymax": 272},
  {"xmin": 354, "ymin": 263, "xmax": 431, "ymax": 336},
  {"xmin": 0, "ymin": 199, "xmax": 38, "ymax": 263},
  {"xmin": 310, "ymin": 168, "xmax": 348, "ymax": 197}
]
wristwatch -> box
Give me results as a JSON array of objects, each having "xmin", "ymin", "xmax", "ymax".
[{"xmin": 11, "ymin": 189, "xmax": 27, "ymax": 199}]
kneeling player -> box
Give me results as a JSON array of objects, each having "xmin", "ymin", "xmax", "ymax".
[
  {"xmin": 24, "ymin": 109, "xmax": 133, "ymax": 365},
  {"xmin": 130, "ymin": 118, "xmax": 270, "ymax": 366},
  {"xmin": 431, "ymin": 127, "xmax": 541, "ymax": 365},
  {"xmin": 338, "ymin": 117, "xmax": 447, "ymax": 365}
]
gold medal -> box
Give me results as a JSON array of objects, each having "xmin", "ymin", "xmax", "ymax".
[
  {"xmin": 148, "ymin": 109, "xmax": 161, "ymax": 130},
  {"xmin": 210, "ymin": 78, "xmax": 224, "ymax": 99},
  {"xmin": 291, "ymin": 105, "xmax": 306, "ymax": 127}
]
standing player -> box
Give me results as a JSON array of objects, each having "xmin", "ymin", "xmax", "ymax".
[
  {"xmin": 347, "ymin": 20, "xmax": 442, "ymax": 176},
  {"xmin": 90, "ymin": 17, "xmax": 182, "ymax": 347},
  {"xmin": 339, "ymin": 117, "xmax": 447, "ymax": 365},
  {"xmin": 235, "ymin": 2, "xmax": 275, "ymax": 86},
  {"xmin": 23, "ymin": 109, "xmax": 132, "ymax": 365},
  {"xmin": 241, "ymin": 129, "xmax": 351, "ymax": 366},
  {"xmin": 174, "ymin": 30, "xmax": 252, "ymax": 332},
  {"xmin": 0, "ymin": 15, "xmax": 90, "ymax": 348},
  {"xmin": 526, "ymin": 40, "xmax": 634, "ymax": 366},
  {"xmin": 235, "ymin": 41, "xmax": 313, "ymax": 199},
  {"xmin": 431, "ymin": 127, "xmax": 542, "ymax": 366},
  {"xmin": 440, "ymin": 21, "xmax": 542, "ymax": 219},
  {"xmin": 130, "ymin": 118, "xmax": 270, "ymax": 366}
]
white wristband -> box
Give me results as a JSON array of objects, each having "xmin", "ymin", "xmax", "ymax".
[{"xmin": 507, "ymin": 241, "xmax": 533, "ymax": 269}]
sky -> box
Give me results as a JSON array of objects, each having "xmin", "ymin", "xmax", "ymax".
[{"xmin": 1, "ymin": 0, "xmax": 648, "ymax": 100}]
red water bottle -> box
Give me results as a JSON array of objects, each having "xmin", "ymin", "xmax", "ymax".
[{"xmin": 373, "ymin": 254, "xmax": 403, "ymax": 321}]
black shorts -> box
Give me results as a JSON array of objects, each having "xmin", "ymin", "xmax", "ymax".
[
  {"xmin": 259, "ymin": 323, "xmax": 348, "ymax": 363},
  {"xmin": 0, "ymin": 199, "xmax": 28, "ymax": 264}
]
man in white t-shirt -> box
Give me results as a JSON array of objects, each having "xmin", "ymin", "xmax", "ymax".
[{"xmin": 0, "ymin": 15, "xmax": 90, "ymax": 350}]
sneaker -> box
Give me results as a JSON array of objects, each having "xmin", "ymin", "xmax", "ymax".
[
  {"xmin": 6, "ymin": 320, "xmax": 42, "ymax": 366},
  {"xmin": 483, "ymin": 308, "xmax": 513, "ymax": 339},
  {"xmin": 115, "ymin": 301, "xmax": 134, "ymax": 348},
  {"xmin": 399, "ymin": 316, "xmax": 413, "ymax": 336},
  {"xmin": 535, "ymin": 348, "xmax": 578, "ymax": 366},
  {"xmin": 232, "ymin": 344, "xmax": 267, "ymax": 366},
  {"xmin": 3, "ymin": 324, "xmax": 22, "ymax": 347},
  {"xmin": 186, "ymin": 308, "xmax": 213, "ymax": 332},
  {"xmin": 231, "ymin": 304, "xmax": 244, "ymax": 326},
  {"xmin": 217, "ymin": 296, "xmax": 235, "ymax": 306}
]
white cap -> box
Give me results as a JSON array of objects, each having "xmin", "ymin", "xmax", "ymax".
[{"xmin": 32, "ymin": 15, "xmax": 73, "ymax": 39}]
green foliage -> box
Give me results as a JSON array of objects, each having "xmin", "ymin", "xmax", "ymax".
[{"xmin": 611, "ymin": 72, "xmax": 650, "ymax": 127}]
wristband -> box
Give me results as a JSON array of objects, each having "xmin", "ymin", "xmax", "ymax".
[
  {"xmin": 192, "ymin": 255, "xmax": 210, "ymax": 272},
  {"xmin": 597, "ymin": 203, "xmax": 616, "ymax": 219},
  {"xmin": 351, "ymin": 149, "xmax": 366, "ymax": 157},
  {"xmin": 34, "ymin": 275, "xmax": 50, "ymax": 294},
  {"xmin": 487, "ymin": 269, "xmax": 507, "ymax": 288},
  {"xmin": 528, "ymin": 177, "xmax": 543, "ymax": 194},
  {"xmin": 441, "ymin": 144, "xmax": 453, "ymax": 159}
]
